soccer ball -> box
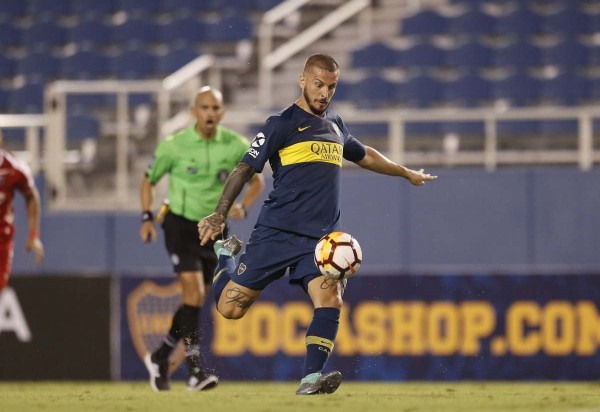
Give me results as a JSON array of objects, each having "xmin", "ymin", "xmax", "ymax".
[{"xmin": 314, "ymin": 232, "xmax": 362, "ymax": 280}]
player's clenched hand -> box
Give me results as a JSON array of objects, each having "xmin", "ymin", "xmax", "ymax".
[
  {"xmin": 407, "ymin": 168, "xmax": 438, "ymax": 186},
  {"xmin": 198, "ymin": 213, "xmax": 225, "ymax": 245},
  {"xmin": 25, "ymin": 237, "xmax": 44, "ymax": 265},
  {"xmin": 228, "ymin": 202, "xmax": 246, "ymax": 221}
]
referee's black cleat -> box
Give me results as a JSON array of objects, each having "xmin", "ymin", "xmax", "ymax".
[
  {"xmin": 295, "ymin": 371, "xmax": 342, "ymax": 395},
  {"xmin": 144, "ymin": 353, "xmax": 170, "ymax": 392},
  {"xmin": 214, "ymin": 236, "xmax": 243, "ymax": 257}
]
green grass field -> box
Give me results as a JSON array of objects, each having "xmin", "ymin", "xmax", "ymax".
[{"xmin": 1, "ymin": 382, "xmax": 599, "ymax": 412}]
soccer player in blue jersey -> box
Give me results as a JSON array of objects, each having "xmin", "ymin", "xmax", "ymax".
[{"xmin": 198, "ymin": 54, "xmax": 437, "ymax": 395}]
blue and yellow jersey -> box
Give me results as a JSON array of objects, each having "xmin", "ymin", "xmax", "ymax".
[{"xmin": 241, "ymin": 104, "xmax": 366, "ymax": 238}]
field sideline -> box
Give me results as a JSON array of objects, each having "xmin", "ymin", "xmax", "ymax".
[{"xmin": 0, "ymin": 381, "xmax": 599, "ymax": 412}]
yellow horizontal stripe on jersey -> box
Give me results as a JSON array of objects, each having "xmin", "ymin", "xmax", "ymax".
[{"xmin": 279, "ymin": 141, "xmax": 343, "ymax": 166}]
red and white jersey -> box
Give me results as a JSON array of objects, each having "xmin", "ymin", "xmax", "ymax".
[{"xmin": 0, "ymin": 149, "xmax": 35, "ymax": 242}]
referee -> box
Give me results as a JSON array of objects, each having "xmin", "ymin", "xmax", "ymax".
[{"xmin": 139, "ymin": 86, "xmax": 264, "ymax": 392}]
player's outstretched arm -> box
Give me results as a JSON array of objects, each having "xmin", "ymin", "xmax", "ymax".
[
  {"xmin": 356, "ymin": 146, "xmax": 438, "ymax": 186},
  {"xmin": 198, "ymin": 162, "xmax": 256, "ymax": 245}
]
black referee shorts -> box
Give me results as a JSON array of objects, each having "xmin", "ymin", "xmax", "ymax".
[{"xmin": 162, "ymin": 212, "xmax": 228, "ymax": 283}]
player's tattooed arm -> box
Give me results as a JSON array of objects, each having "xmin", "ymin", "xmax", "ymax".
[
  {"xmin": 215, "ymin": 162, "xmax": 255, "ymax": 217},
  {"xmin": 225, "ymin": 287, "xmax": 257, "ymax": 309}
]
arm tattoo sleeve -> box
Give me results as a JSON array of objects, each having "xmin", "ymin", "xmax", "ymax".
[{"xmin": 215, "ymin": 162, "xmax": 255, "ymax": 217}]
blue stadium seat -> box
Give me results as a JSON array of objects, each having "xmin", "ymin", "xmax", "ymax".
[
  {"xmin": 205, "ymin": 14, "xmax": 253, "ymax": 42},
  {"xmin": 67, "ymin": 20, "xmax": 112, "ymax": 50},
  {"xmin": 8, "ymin": 83, "xmax": 45, "ymax": 113},
  {"xmin": 540, "ymin": 73, "xmax": 589, "ymax": 106},
  {"xmin": 541, "ymin": 39, "xmax": 592, "ymax": 69},
  {"xmin": 398, "ymin": 43, "xmax": 445, "ymax": 69},
  {"xmin": 348, "ymin": 75, "xmax": 397, "ymax": 109},
  {"xmin": 0, "ymin": 87, "xmax": 9, "ymax": 111},
  {"xmin": 492, "ymin": 72, "xmax": 542, "ymax": 106},
  {"xmin": 116, "ymin": 0, "xmax": 163, "ymax": 18},
  {"xmin": 0, "ymin": 22, "xmax": 21, "ymax": 49},
  {"xmin": 400, "ymin": 10, "xmax": 449, "ymax": 37},
  {"xmin": 495, "ymin": 9, "xmax": 543, "ymax": 37},
  {"xmin": 493, "ymin": 41, "xmax": 542, "ymax": 69},
  {"xmin": 67, "ymin": 114, "xmax": 100, "ymax": 141},
  {"xmin": 444, "ymin": 73, "xmax": 492, "ymax": 107},
  {"xmin": 156, "ymin": 48, "xmax": 201, "ymax": 76},
  {"xmin": 70, "ymin": 0, "xmax": 116, "ymax": 20},
  {"xmin": 396, "ymin": 75, "xmax": 444, "ymax": 108},
  {"xmin": 161, "ymin": 0, "xmax": 216, "ymax": 16},
  {"xmin": 110, "ymin": 49, "xmax": 157, "ymax": 79},
  {"xmin": 0, "ymin": 2, "xmax": 25, "ymax": 21},
  {"xmin": 25, "ymin": 0, "xmax": 71, "ymax": 19},
  {"xmin": 160, "ymin": 17, "xmax": 208, "ymax": 47},
  {"xmin": 62, "ymin": 51, "xmax": 110, "ymax": 79},
  {"xmin": 17, "ymin": 51, "xmax": 61, "ymax": 82},
  {"xmin": 0, "ymin": 55, "xmax": 16, "ymax": 78},
  {"xmin": 448, "ymin": 10, "xmax": 497, "ymax": 37},
  {"xmin": 447, "ymin": 42, "xmax": 494, "ymax": 72},
  {"xmin": 351, "ymin": 42, "xmax": 400, "ymax": 69},
  {"xmin": 541, "ymin": 8, "xmax": 593, "ymax": 35},
  {"xmin": 22, "ymin": 21, "xmax": 66, "ymax": 51},
  {"xmin": 332, "ymin": 80, "xmax": 352, "ymax": 102},
  {"xmin": 112, "ymin": 18, "xmax": 160, "ymax": 48}
]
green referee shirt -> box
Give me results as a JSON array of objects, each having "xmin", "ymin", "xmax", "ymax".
[{"xmin": 146, "ymin": 124, "xmax": 250, "ymax": 221}]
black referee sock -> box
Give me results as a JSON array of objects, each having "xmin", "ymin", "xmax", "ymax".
[
  {"xmin": 154, "ymin": 305, "xmax": 185, "ymax": 360},
  {"xmin": 180, "ymin": 304, "xmax": 203, "ymax": 375}
]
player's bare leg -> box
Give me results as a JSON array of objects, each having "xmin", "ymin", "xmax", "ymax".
[{"xmin": 213, "ymin": 236, "xmax": 262, "ymax": 320}]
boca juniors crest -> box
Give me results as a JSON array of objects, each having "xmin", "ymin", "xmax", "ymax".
[{"xmin": 126, "ymin": 280, "xmax": 186, "ymax": 375}]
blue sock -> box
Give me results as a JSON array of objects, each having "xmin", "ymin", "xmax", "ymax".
[
  {"xmin": 302, "ymin": 307, "xmax": 340, "ymax": 377},
  {"xmin": 212, "ymin": 255, "xmax": 236, "ymax": 304}
]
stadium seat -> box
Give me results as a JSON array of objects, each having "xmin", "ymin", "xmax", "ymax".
[
  {"xmin": 446, "ymin": 42, "xmax": 494, "ymax": 70},
  {"xmin": 398, "ymin": 43, "xmax": 446, "ymax": 69},
  {"xmin": 0, "ymin": 55, "xmax": 16, "ymax": 78},
  {"xmin": 0, "ymin": 1, "xmax": 25, "ymax": 21},
  {"xmin": 110, "ymin": 49, "xmax": 157, "ymax": 79},
  {"xmin": 25, "ymin": 0, "xmax": 72, "ymax": 20},
  {"xmin": 62, "ymin": 51, "xmax": 110, "ymax": 79},
  {"xmin": 204, "ymin": 14, "xmax": 253, "ymax": 42},
  {"xmin": 8, "ymin": 83, "xmax": 45, "ymax": 113},
  {"xmin": 541, "ymin": 39, "xmax": 592, "ymax": 69},
  {"xmin": 161, "ymin": 0, "xmax": 216, "ymax": 16},
  {"xmin": 70, "ymin": 0, "xmax": 116, "ymax": 20},
  {"xmin": 493, "ymin": 41, "xmax": 542, "ymax": 69},
  {"xmin": 112, "ymin": 18, "xmax": 161, "ymax": 49},
  {"xmin": 159, "ymin": 17, "xmax": 208, "ymax": 48},
  {"xmin": 0, "ymin": 87, "xmax": 9, "ymax": 112},
  {"xmin": 400, "ymin": 10, "xmax": 449, "ymax": 38},
  {"xmin": 396, "ymin": 75, "xmax": 445, "ymax": 108},
  {"xmin": 444, "ymin": 73, "xmax": 492, "ymax": 107},
  {"xmin": 541, "ymin": 8, "xmax": 593, "ymax": 35},
  {"xmin": 67, "ymin": 20, "xmax": 112, "ymax": 50},
  {"xmin": 0, "ymin": 22, "xmax": 21, "ymax": 49},
  {"xmin": 116, "ymin": 0, "xmax": 163, "ymax": 18},
  {"xmin": 351, "ymin": 42, "xmax": 400, "ymax": 70},
  {"xmin": 492, "ymin": 72, "xmax": 542, "ymax": 106},
  {"xmin": 540, "ymin": 73, "xmax": 589, "ymax": 106},
  {"xmin": 156, "ymin": 48, "xmax": 201, "ymax": 76},
  {"xmin": 22, "ymin": 21, "xmax": 66, "ymax": 51},
  {"xmin": 17, "ymin": 51, "xmax": 61, "ymax": 82},
  {"xmin": 347, "ymin": 75, "xmax": 397, "ymax": 109},
  {"xmin": 66, "ymin": 113, "xmax": 101, "ymax": 141},
  {"xmin": 448, "ymin": 9, "xmax": 497, "ymax": 38},
  {"xmin": 494, "ymin": 9, "xmax": 543, "ymax": 37}
]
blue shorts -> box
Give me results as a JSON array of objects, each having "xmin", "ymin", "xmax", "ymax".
[{"xmin": 234, "ymin": 225, "xmax": 321, "ymax": 291}]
